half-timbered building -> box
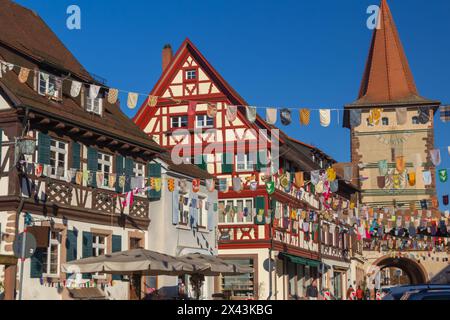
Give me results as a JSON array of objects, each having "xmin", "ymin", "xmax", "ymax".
[
  {"xmin": 0, "ymin": 0, "xmax": 169, "ymax": 300},
  {"xmin": 133, "ymin": 39, "xmax": 360, "ymax": 300}
]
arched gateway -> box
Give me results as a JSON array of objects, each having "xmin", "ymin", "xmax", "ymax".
[{"xmin": 374, "ymin": 256, "xmax": 428, "ymax": 285}]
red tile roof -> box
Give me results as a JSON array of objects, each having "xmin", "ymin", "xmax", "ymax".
[{"xmin": 349, "ymin": 0, "xmax": 438, "ymax": 107}]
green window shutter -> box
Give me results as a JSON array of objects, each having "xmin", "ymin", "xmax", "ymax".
[
  {"xmin": 111, "ymin": 235, "xmax": 122, "ymax": 281},
  {"xmin": 87, "ymin": 147, "xmax": 98, "ymax": 188},
  {"xmin": 115, "ymin": 155, "xmax": 124, "ymax": 193},
  {"xmin": 30, "ymin": 248, "xmax": 44, "ymax": 278},
  {"xmin": 82, "ymin": 232, "xmax": 93, "ymax": 279},
  {"xmin": 37, "ymin": 132, "xmax": 51, "ymax": 165},
  {"xmin": 147, "ymin": 162, "xmax": 162, "ymax": 200},
  {"xmin": 195, "ymin": 154, "xmax": 207, "ymax": 171},
  {"xmin": 124, "ymin": 158, "xmax": 134, "ymax": 192},
  {"xmin": 256, "ymin": 151, "xmax": 267, "ymax": 171},
  {"xmin": 65, "ymin": 230, "xmax": 78, "ymax": 262},
  {"xmin": 222, "ymin": 153, "xmax": 233, "ymax": 174},
  {"xmin": 71, "ymin": 142, "xmax": 81, "ymax": 170},
  {"xmin": 254, "ymin": 196, "xmax": 266, "ymax": 225}
]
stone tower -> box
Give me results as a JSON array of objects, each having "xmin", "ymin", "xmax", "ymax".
[{"xmin": 344, "ymin": 0, "xmax": 441, "ymax": 212}]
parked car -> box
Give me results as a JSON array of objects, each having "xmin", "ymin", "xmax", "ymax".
[
  {"xmin": 400, "ymin": 289, "xmax": 450, "ymax": 300},
  {"xmin": 383, "ymin": 284, "xmax": 450, "ymax": 300}
]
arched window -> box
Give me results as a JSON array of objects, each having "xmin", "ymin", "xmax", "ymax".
[{"xmin": 382, "ymin": 117, "xmax": 389, "ymax": 126}]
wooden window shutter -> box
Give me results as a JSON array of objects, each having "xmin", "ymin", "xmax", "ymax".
[
  {"xmin": 147, "ymin": 162, "xmax": 162, "ymax": 200},
  {"xmin": 115, "ymin": 155, "xmax": 124, "ymax": 193},
  {"xmin": 221, "ymin": 153, "xmax": 233, "ymax": 174},
  {"xmin": 111, "ymin": 235, "xmax": 122, "ymax": 281},
  {"xmin": 256, "ymin": 151, "xmax": 267, "ymax": 171},
  {"xmin": 71, "ymin": 142, "xmax": 81, "ymax": 170},
  {"xmin": 82, "ymin": 231, "xmax": 93, "ymax": 279},
  {"xmin": 29, "ymin": 248, "xmax": 44, "ymax": 278},
  {"xmin": 124, "ymin": 158, "xmax": 134, "ymax": 192},
  {"xmin": 87, "ymin": 147, "xmax": 98, "ymax": 188},
  {"xmin": 66, "ymin": 230, "xmax": 78, "ymax": 262},
  {"xmin": 37, "ymin": 132, "xmax": 51, "ymax": 165}
]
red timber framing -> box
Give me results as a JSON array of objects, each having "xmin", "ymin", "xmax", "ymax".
[{"xmin": 133, "ymin": 38, "xmax": 319, "ymax": 260}]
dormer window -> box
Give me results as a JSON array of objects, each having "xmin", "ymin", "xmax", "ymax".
[
  {"xmin": 86, "ymin": 92, "xmax": 103, "ymax": 115},
  {"xmin": 38, "ymin": 72, "xmax": 62, "ymax": 100},
  {"xmin": 185, "ymin": 69, "xmax": 197, "ymax": 80}
]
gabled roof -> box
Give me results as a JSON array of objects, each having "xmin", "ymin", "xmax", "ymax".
[
  {"xmin": 0, "ymin": 0, "xmax": 164, "ymax": 153},
  {"xmin": 133, "ymin": 38, "xmax": 278, "ymax": 139},
  {"xmin": 347, "ymin": 0, "xmax": 439, "ymax": 108}
]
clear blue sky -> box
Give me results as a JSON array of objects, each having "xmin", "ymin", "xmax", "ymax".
[{"xmin": 15, "ymin": 0, "xmax": 450, "ymax": 209}]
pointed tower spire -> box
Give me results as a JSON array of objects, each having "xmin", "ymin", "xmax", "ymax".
[{"xmin": 356, "ymin": 0, "xmax": 427, "ymax": 105}]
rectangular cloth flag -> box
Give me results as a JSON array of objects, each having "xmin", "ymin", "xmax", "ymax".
[{"xmin": 440, "ymin": 106, "xmax": 450, "ymax": 123}]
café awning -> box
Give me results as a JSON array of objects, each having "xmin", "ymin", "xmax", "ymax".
[{"xmin": 280, "ymin": 253, "xmax": 321, "ymax": 268}]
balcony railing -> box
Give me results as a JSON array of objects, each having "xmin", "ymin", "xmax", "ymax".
[{"xmin": 21, "ymin": 175, "xmax": 149, "ymax": 220}]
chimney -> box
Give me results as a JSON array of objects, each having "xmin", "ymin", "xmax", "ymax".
[{"xmin": 162, "ymin": 44, "xmax": 173, "ymax": 71}]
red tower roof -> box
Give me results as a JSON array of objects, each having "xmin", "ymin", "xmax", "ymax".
[{"xmin": 348, "ymin": 0, "xmax": 438, "ymax": 107}]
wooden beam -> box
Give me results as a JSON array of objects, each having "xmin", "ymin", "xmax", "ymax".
[
  {"xmin": 121, "ymin": 143, "xmax": 130, "ymax": 150},
  {"xmin": 132, "ymin": 147, "xmax": 140, "ymax": 153},
  {"xmin": 109, "ymin": 140, "xmax": 119, "ymax": 146},
  {"xmin": 39, "ymin": 118, "xmax": 50, "ymax": 125},
  {"xmin": 55, "ymin": 123, "xmax": 65, "ymax": 130},
  {"xmin": 97, "ymin": 136, "xmax": 107, "ymax": 143},
  {"xmin": 82, "ymin": 132, "xmax": 93, "ymax": 138},
  {"xmin": 69, "ymin": 127, "xmax": 80, "ymax": 134}
]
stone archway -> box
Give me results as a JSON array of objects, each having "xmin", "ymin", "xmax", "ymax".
[{"xmin": 374, "ymin": 256, "xmax": 428, "ymax": 285}]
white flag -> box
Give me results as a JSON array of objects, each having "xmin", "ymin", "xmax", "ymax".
[
  {"xmin": 70, "ymin": 81, "xmax": 82, "ymax": 98},
  {"xmin": 127, "ymin": 92, "xmax": 138, "ymax": 109},
  {"xmin": 89, "ymin": 84, "xmax": 101, "ymax": 99}
]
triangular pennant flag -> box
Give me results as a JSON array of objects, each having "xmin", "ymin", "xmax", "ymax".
[
  {"xmin": 70, "ymin": 81, "xmax": 82, "ymax": 98},
  {"xmin": 18, "ymin": 67, "xmax": 30, "ymax": 83},
  {"xmin": 319, "ymin": 109, "xmax": 331, "ymax": 127},
  {"xmin": 422, "ymin": 171, "xmax": 432, "ymax": 186},
  {"xmin": 266, "ymin": 108, "xmax": 277, "ymax": 125},
  {"xmin": 246, "ymin": 106, "xmax": 257, "ymax": 123},
  {"xmin": 396, "ymin": 156, "xmax": 406, "ymax": 173},
  {"xmin": 266, "ymin": 181, "xmax": 275, "ymax": 195},
  {"xmin": 207, "ymin": 104, "xmax": 217, "ymax": 118},
  {"xmin": 378, "ymin": 160, "xmax": 388, "ymax": 176},
  {"xmin": 226, "ymin": 105, "xmax": 237, "ymax": 123},
  {"xmin": 430, "ymin": 149, "xmax": 441, "ymax": 166},
  {"xmin": 107, "ymin": 88, "xmax": 119, "ymax": 104},
  {"xmin": 408, "ymin": 172, "xmax": 416, "ymax": 187},
  {"xmin": 192, "ymin": 179, "xmax": 200, "ymax": 193},
  {"xmin": 89, "ymin": 84, "xmax": 101, "ymax": 99},
  {"xmin": 280, "ymin": 108, "xmax": 292, "ymax": 126},
  {"xmin": 377, "ymin": 176, "xmax": 386, "ymax": 189},
  {"xmin": 300, "ymin": 109, "xmax": 311, "ymax": 126},
  {"xmin": 127, "ymin": 92, "xmax": 138, "ymax": 109},
  {"xmin": 368, "ymin": 108, "xmax": 382, "ymax": 126},
  {"xmin": 443, "ymin": 195, "xmax": 449, "ymax": 206},
  {"xmin": 439, "ymin": 169, "xmax": 448, "ymax": 183},
  {"xmin": 147, "ymin": 95, "xmax": 158, "ymax": 107},
  {"xmin": 396, "ymin": 107, "xmax": 407, "ymax": 125}
]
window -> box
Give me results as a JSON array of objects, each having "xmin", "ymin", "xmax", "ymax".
[
  {"xmin": 38, "ymin": 72, "xmax": 62, "ymax": 100},
  {"xmin": 50, "ymin": 139, "xmax": 68, "ymax": 178},
  {"xmin": 221, "ymin": 258, "xmax": 255, "ymax": 298},
  {"xmin": 186, "ymin": 69, "xmax": 197, "ymax": 80},
  {"xmin": 196, "ymin": 115, "xmax": 214, "ymax": 128},
  {"xmin": 236, "ymin": 153, "xmax": 254, "ymax": 172},
  {"xmin": 412, "ymin": 116, "xmax": 419, "ymax": 125},
  {"xmin": 97, "ymin": 152, "xmax": 113, "ymax": 188},
  {"xmin": 218, "ymin": 199, "xmax": 253, "ymax": 224},
  {"xmin": 92, "ymin": 234, "xmax": 107, "ymax": 257},
  {"xmin": 130, "ymin": 237, "xmax": 143, "ymax": 250},
  {"xmin": 382, "ymin": 117, "xmax": 389, "ymax": 126},
  {"xmin": 86, "ymin": 92, "xmax": 103, "ymax": 115},
  {"xmin": 171, "ymin": 116, "xmax": 188, "ymax": 129},
  {"xmin": 42, "ymin": 230, "xmax": 61, "ymax": 277}
]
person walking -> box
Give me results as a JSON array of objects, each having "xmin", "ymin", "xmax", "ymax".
[
  {"xmin": 346, "ymin": 285, "xmax": 355, "ymax": 300},
  {"xmin": 306, "ymin": 280, "xmax": 319, "ymax": 301},
  {"xmin": 364, "ymin": 287, "xmax": 371, "ymax": 300},
  {"xmin": 356, "ymin": 286, "xmax": 364, "ymax": 301}
]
